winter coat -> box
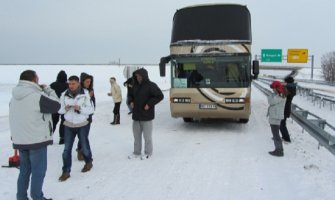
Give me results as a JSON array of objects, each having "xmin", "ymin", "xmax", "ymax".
[
  {"xmin": 129, "ymin": 68, "xmax": 164, "ymax": 121},
  {"xmin": 284, "ymin": 82, "xmax": 297, "ymax": 118},
  {"xmin": 80, "ymin": 72, "xmax": 96, "ymax": 108},
  {"xmin": 109, "ymin": 80, "xmax": 122, "ymax": 103},
  {"xmin": 58, "ymin": 88, "xmax": 94, "ymax": 128},
  {"xmin": 50, "ymin": 70, "xmax": 68, "ymax": 98},
  {"xmin": 267, "ymin": 92, "xmax": 286, "ymax": 125},
  {"xmin": 9, "ymin": 80, "xmax": 60, "ymax": 150},
  {"xmin": 124, "ymin": 77, "xmax": 134, "ymax": 97}
]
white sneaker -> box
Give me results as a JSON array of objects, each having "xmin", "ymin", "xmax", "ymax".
[
  {"xmin": 140, "ymin": 154, "xmax": 151, "ymax": 160},
  {"xmin": 128, "ymin": 154, "xmax": 140, "ymax": 159}
]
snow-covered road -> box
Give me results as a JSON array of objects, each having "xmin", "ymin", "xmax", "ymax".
[{"xmin": 1, "ymin": 85, "xmax": 334, "ymax": 200}]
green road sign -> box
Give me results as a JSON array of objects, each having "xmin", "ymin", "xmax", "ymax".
[{"xmin": 261, "ymin": 49, "xmax": 282, "ymax": 62}]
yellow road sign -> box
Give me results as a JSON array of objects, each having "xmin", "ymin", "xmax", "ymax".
[{"xmin": 287, "ymin": 49, "xmax": 308, "ymax": 63}]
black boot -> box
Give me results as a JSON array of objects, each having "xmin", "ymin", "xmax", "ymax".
[
  {"xmin": 116, "ymin": 114, "xmax": 120, "ymax": 124},
  {"xmin": 269, "ymin": 149, "xmax": 284, "ymax": 157},
  {"xmin": 110, "ymin": 115, "xmax": 116, "ymax": 125},
  {"xmin": 112, "ymin": 114, "xmax": 120, "ymax": 125}
]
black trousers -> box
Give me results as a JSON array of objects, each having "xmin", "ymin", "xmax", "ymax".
[
  {"xmin": 52, "ymin": 113, "xmax": 65, "ymax": 139},
  {"xmin": 113, "ymin": 102, "xmax": 121, "ymax": 115},
  {"xmin": 280, "ymin": 117, "xmax": 291, "ymax": 142}
]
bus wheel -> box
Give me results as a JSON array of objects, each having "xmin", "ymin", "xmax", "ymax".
[
  {"xmin": 239, "ymin": 118, "xmax": 249, "ymax": 123},
  {"xmin": 183, "ymin": 118, "xmax": 193, "ymax": 123}
]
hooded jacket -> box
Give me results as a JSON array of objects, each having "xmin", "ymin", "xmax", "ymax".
[
  {"xmin": 9, "ymin": 80, "xmax": 60, "ymax": 149},
  {"xmin": 129, "ymin": 68, "xmax": 164, "ymax": 121},
  {"xmin": 267, "ymin": 92, "xmax": 286, "ymax": 125},
  {"xmin": 81, "ymin": 72, "xmax": 96, "ymax": 108},
  {"xmin": 50, "ymin": 70, "xmax": 68, "ymax": 98}
]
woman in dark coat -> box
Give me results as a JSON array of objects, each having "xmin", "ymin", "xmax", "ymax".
[
  {"xmin": 50, "ymin": 70, "xmax": 68, "ymax": 144},
  {"xmin": 280, "ymin": 76, "xmax": 297, "ymax": 143}
]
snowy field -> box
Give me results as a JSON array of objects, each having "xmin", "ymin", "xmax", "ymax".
[{"xmin": 0, "ymin": 65, "xmax": 335, "ymax": 200}]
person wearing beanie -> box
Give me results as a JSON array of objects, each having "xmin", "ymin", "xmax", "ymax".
[
  {"xmin": 280, "ymin": 76, "xmax": 297, "ymax": 143},
  {"xmin": 267, "ymin": 81, "xmax": 286, "ymax": 157},
  {"xmin": 50, "ymin": 70, "xmax": 68, "ymax": 144}
]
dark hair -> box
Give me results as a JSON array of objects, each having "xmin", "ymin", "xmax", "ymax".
[
  {"xmin": 68, "ymin": 75, "xmax": 79, "ymax": 82},
  {"xmin": 20, "ymin": 70, "xmax": 37, "ymax": 81},
  {"xmin": 284, "ymin": 76, "xmax": 294, "ymax": 83},
  {"xmin": 110, "ymin": 77, "xmax": 116, "ymax": 81}
]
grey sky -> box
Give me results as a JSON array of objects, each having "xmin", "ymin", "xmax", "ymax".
[{"xmin": 0, "ymin": 0, "xmax": 334, "ymax": 66}]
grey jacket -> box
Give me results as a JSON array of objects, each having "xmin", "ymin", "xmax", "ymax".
[
  {"xmin": 267, "ymin": 92, "xmax": 285, "ymax": 125},
  {"xmin": 9, "ymin": 80, "xmax": 60, "ymax": 149}
]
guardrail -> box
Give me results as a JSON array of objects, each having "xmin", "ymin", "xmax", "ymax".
[{"xmin": 253, "ymin": 81, "xmax": 335, "ymax": 155}]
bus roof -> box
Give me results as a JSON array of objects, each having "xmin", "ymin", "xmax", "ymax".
[{"xmin": 171, "ymin": 4, "xmax": 251, "ymax": 44}]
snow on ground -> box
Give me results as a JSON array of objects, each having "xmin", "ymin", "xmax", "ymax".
[{"xmin": 0, "ymin": 66, "xmax": 335, "ymax": 200}]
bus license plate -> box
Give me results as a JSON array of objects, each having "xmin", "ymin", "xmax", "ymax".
[{"xmin": 199, "ymin": 104, "xmax": 217, "ymax": 109}]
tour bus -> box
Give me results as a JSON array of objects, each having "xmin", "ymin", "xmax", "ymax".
[{"xmin": 159, "ymin": 4, "xmax": 259, "ymax": 123}]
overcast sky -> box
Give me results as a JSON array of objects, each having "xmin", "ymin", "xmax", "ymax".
[{"xmin": 0, "ymin": 0, "xmax": 334, "ymax": 66}]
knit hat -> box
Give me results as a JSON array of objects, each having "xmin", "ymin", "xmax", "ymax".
[{"xmin": 270, "ymin": 81, "xmax": 284, "ymax": 94}]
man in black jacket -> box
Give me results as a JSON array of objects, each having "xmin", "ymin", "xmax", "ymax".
[
  {"xmin": 50, "ymin": 70, "xmax": 68, "ymax": 144},
  {"xmin": 280, "ymin": 76, "xmax": 297, "ymax": 143},
  {"xmin": 127, "ymin": 68, "xmax": 164, "ymax": 160}
]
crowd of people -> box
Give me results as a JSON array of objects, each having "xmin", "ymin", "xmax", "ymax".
[
  {"xmin": 8, "ymin": 68, "xmax": 296, "ymax": 199},
  {"xmin": 9, "ymin": 68, "xmax": 164, "ymax": 200}
]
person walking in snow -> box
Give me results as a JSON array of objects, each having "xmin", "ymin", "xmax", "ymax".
[
  {"xmin": 50, "ymin": 70, "xmax": 68, "ymax": 144},
  {"xmin": 9, "ymin": 70, "xmax": 60, "ymax": 200},
  {"xmin": 58, "ymin": 75, "xmax": 94, "ymax": 181},
  {"xmin": 267, "ymin": 81, "xmax": 286, "ymax": 157},
  {"xmin": 128, "ymin": 68, "xmax": 164, "ymax": 160},
  {"xmin": 279, "ymin": 76, "xmax": 297, "ymax": 143},
  {"xmin": 76, "ymin": 72, "xmax": 96, "ymax": 161},
  {"xmin": 107, "ymin": 77, "xmax": 122, "ymax": 125}
]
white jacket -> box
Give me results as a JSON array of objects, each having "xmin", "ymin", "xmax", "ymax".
[
  {"xmin": 267, "ymin": 92, "xmax": 286, "ymax": 125},
  {"xmin": 9, "ymin": 80, "xmax": 60, "ymax": 149},
  {"xmin": 58, "ymin": 88, "xmax": 94, "ymax": 127}
]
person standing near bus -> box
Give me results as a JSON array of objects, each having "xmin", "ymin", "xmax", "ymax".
[
  {"xmin": 127, "ymin": 68, "xmax": 164, "ymax": 159},
  {"xmin": 267, "ymin": 81, "xmax": 286, "ymax": 157},
  {"xmin": 280, "ymin": 76, "xmax": 297, "ymax": 143}
]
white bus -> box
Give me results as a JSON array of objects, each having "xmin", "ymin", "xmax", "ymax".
[{"xmin": 159, "ymin": 4, "xmax": 259, "ymax": 123}]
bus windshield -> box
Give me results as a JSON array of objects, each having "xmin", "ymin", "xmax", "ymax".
[{"xmin": 172, "ymin": 56, "xmax": 251, "ymax": 88}]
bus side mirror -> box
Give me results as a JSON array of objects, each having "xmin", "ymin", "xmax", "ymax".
[
  {"xmin": 252, "ymin": 60, "xmax": 259, "ymax": 79},
  {"xmin": 159, "ymin": 56, "xmax": 170, "ymax": 77}
]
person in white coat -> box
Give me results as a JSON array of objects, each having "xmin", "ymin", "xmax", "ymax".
[
  {"xmin": 267, "ymin": 81, "xmax": 286, "ymax": 157},
  {"xmin": 108, "ymin": 77, "xmax": 122, "ymax": 125},
  {"xmin": 58, "ymin": 75, "xmax": 94, "ymax": 181},
  {"xmin": 9, "ymin": 70, "xmax": 60, "ymax": 200}
]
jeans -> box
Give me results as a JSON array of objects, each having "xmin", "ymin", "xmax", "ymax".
[
  {"xmin": 63, "ymin": 124, "xmax": 92, "ymax": 173},
  {"xmin": 77, "ymin": 123, "xmax": 91, "ymax": 152},
  {"xmin": 17, "ymin": 146, "xmax": 47, "ymax": 200}
]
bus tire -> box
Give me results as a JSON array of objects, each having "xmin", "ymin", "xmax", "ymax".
[
  {"xmin": 239, "ymin": 118, "xmax": 249, "ymax": 123},
  {"xmin": 183, "ymin": 118, "xmax": 193, "ymax": 123}
]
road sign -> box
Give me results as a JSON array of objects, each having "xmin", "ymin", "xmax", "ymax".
[
  {"xmin": 287, "ymin": 49, "xmax": 308, "ymax": 63},
  {"xmin": 261, "ymin": 49, "xmax": 282, "ymax": 62}
]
